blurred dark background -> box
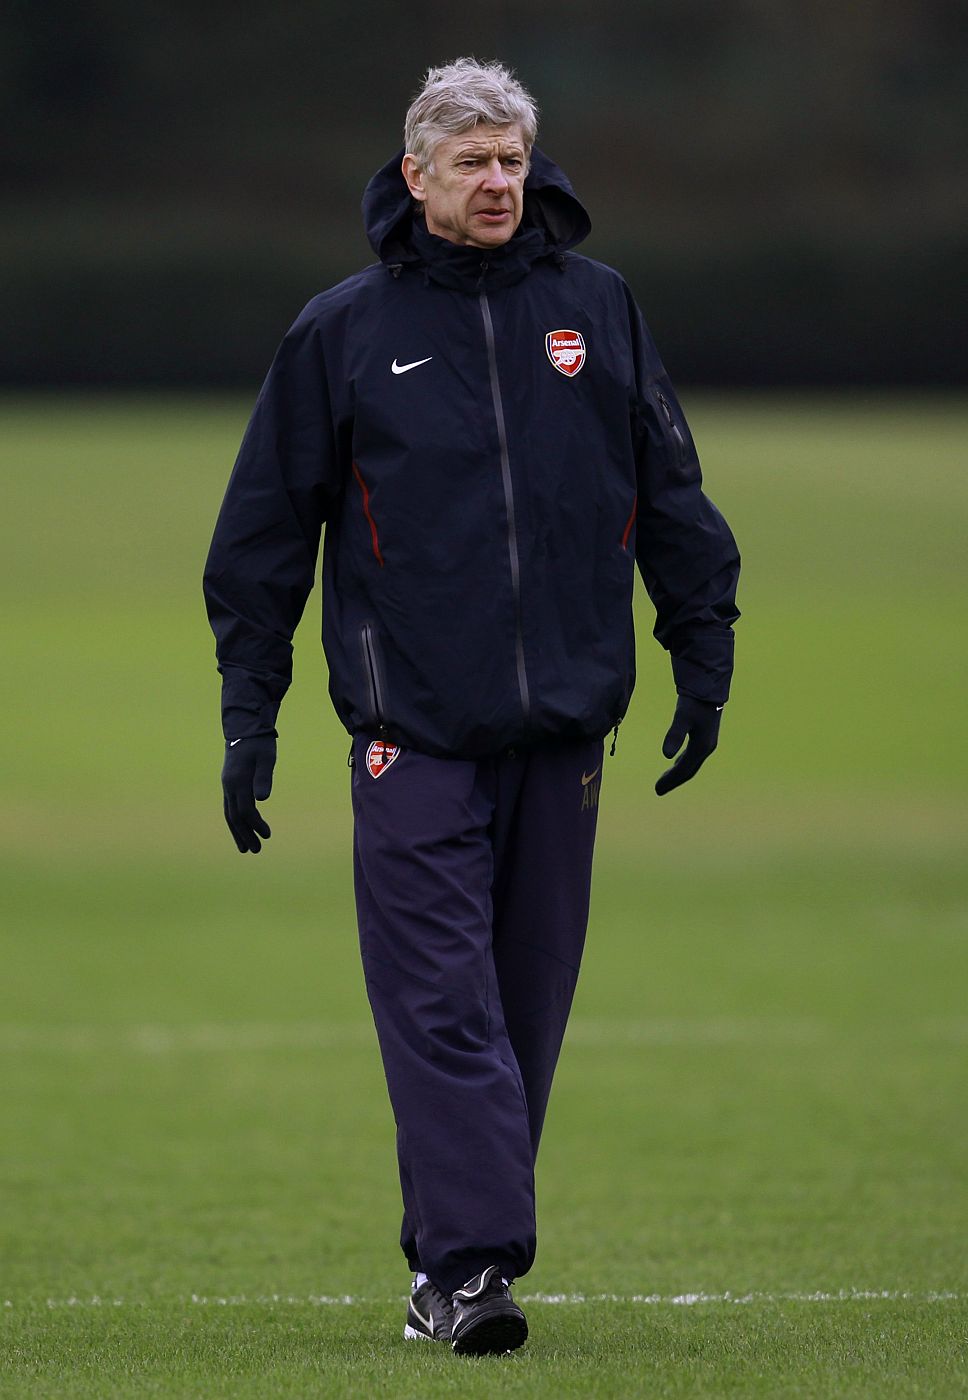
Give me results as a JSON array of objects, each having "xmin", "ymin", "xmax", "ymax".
[{"xmin": 4, "ymin": 0, "xmax": 965, "ymax": 387}]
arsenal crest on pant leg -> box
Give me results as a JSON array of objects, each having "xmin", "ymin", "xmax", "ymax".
[{"xmin": 366, "ymin": 739, "xmax": 401, "ymax": 778}]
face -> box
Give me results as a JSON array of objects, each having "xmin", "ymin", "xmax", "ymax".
[{"xmin": 402, "ymin": 122, "xmax": 528, "ymax": 249}]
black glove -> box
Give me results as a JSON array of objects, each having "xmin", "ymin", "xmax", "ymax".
[
  {"xmin": 655, "ymin": 696, "xmax": 723, "ymax": 797},
  {"xmin": 221, "ymin": 734, "xmax": 276, "ymax": 853}
]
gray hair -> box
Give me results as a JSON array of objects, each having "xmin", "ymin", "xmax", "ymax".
[{"xmin": 404, "ymin": 58, "xmax": 539, "ymax": 170}]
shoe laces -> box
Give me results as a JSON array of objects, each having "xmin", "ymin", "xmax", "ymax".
[{"xmin": 416, "ymin": 1277, "xmax": 454, "ymax": 1317}]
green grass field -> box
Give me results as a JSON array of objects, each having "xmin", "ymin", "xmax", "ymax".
[{"xmin": 1, "ymin": 393, "xmax": 966, "ymax": 1397}]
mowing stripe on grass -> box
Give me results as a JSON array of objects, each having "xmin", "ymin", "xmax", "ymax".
[
  {"xmin": 12, "ymin": 1289, "xmax": 962, "ymax": 1310},
  {"xmin": 4, "ymin": 1017, "xmax": 967, "ymax": 1054}
]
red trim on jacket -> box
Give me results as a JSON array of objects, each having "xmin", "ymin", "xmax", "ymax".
[
  {"xmin": 352, "ymin": 461, "xmax": 384, "ymax": 566},
  {"xmin": 621, "ymin": 493, "xmax": 638, "ymax": 550}
]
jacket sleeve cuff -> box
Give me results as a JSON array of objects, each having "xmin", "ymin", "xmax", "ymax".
[
  {"xmin": 670, "ymin": 626, "xmax": 735, "ymax": 706},
  {"xmin": 218, "ymin": 664, "xmax": 289, "ymax": 739}
]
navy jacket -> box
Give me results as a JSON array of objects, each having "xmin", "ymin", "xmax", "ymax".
[{"xmin": 204, "ymin": 149, "xmax": 740, "ymax": 758}]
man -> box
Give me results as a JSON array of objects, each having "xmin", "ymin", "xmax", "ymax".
[{"xmin": 204, "ymin": 58, "xmax": 739, "ymax": 1356}]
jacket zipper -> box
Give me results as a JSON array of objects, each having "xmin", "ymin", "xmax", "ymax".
[
  {"xmin": 656, "ymin": 390, "xmax": 686, "ymax": 462},
  {"xmin": 479, "ymin": 290, "xmax": 531, "ymax": 726},
  {"xmin": 361, "ymin": 623, "xmax": 387, "ymax": 731}
]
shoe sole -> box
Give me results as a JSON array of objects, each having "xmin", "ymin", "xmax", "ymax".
[{"xmin": 452, "ymin": 1311, "xmax": 528, "ymax": 1356}]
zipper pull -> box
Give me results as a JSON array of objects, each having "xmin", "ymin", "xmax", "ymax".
[
  {"xmin": 609, "ymin": 724, "xmax": 619, "ymax": 757},
  {"xmin": 656, "ymin": 390, "xmax": 686, "ymax": 461}
]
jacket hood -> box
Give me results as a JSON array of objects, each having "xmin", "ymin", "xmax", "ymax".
[{"xmin": 362, "ymin": 146, "xmax": 592, "ymax": 269}]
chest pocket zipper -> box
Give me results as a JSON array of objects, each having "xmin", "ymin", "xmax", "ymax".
[{"xmin": 656, "ymin": 390, "xmax": 686, "ymax": 464}]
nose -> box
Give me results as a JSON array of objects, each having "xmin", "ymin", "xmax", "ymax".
[{"xmin": 482, "ymin": 158, "xmax": 509, "ymax": 193}]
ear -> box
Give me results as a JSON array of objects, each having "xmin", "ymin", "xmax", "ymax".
[{"xmin": 401, "ymin": 154, "xmax": 427, "ymax": 204}]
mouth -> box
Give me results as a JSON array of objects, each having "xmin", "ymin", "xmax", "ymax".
[{"xmin": 475, "ymin": 208, "xmax": 512, "ymax": 223}]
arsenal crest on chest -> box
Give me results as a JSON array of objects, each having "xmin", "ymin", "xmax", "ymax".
[{"xmin": 545, "ymin": 329, "xmax": 586, "ymax": 377}]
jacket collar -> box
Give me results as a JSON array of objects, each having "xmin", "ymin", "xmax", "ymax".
[{"xmin": 408, "ymin": 218, "xmax": 552, "ymax": 291}]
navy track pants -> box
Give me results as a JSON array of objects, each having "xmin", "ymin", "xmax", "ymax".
[{"xmin": 351, "ymin": 733, "xmax": 603, "ymax": 1295}]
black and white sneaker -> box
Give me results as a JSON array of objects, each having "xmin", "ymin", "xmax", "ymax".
[
  {"xmin": 450, "ymin": 1265, "xmax": 528, "ymax": 1355},
  {"xmin": 403, "ymin": 1277, "xmax": 454, "ymax": 1342}
]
